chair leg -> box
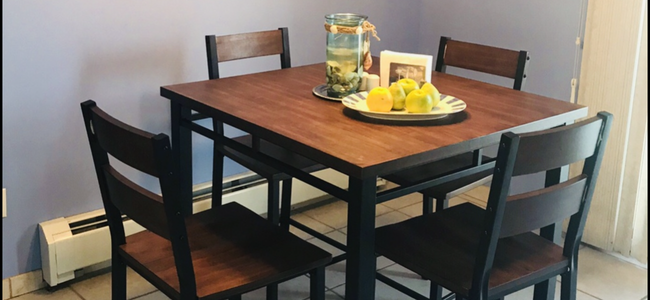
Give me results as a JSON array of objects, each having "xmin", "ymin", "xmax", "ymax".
[
  {"xmin": 429, "ymin": 282, "xmax": 443, "ymax": 300},
  {"xmin": 267, "ymin": 179, "xmax": 281, "ymax": 225},
  {"xmin": 280, "ymin": 178, "xmax": 293, "ymax": 231},
  {"xmin": 266, "ymin": 284, "xmax": 278, "ymax": 300},
  {"xmin": 560, "ymin": 268, "xmax": 578, "ymax": 300},
  {"xmin": 310, "ymin": 266, "xmax": 326, "ymax": 300},
  {"xmin": 111, "ymin": 250, "xmax": 126, "ymax": 300},
  {"xmin": 423, "ymin": 194, "xmax": 435, "ymax": 215}
]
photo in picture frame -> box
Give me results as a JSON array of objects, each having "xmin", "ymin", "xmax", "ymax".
[{"xmin": 380, "ymin": 50, "xmax": 433, "ymax": 88}]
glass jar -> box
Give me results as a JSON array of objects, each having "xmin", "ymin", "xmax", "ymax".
[{"xmin": 325, "ymin": 13, "xmax": 368, "ymax": 98}]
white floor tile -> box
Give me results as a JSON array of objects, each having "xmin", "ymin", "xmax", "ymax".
[
  {"xmin": 11, "ymin": 288, "xmax": 82, "ymax": 300},
  {"xmin": 289, "ymin": 213, "xmax": 336, "ymax": 240},
  {"xmin": 575, "ymin": 247, "xmax": 648, "ymax": 300},
  {"xmin": 303, "ymin": 200, "xmax": 392, "ymax": 229},
  {"xmin": 69, "ymin": 267, "xmax": 156, "ymax": 300},
  {"xmin": 131, "ymin": 291, "xmax": 170, "ymax": 300}
]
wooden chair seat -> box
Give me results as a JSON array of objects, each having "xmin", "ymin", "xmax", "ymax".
[
  {"xmin": 121, "ymin": 202, "xmax": 331, "ymax": 299},
  {"xmin": 82, "ymin": 100, "xmax": 330, "ymax": 300},
  {"xmin": 376, "ymin": 112, "xmax": 612, "ymax": 300},
  {"xmin": 376, "ymin": 203, "xmax": 569, "ymax": 298},
  {"xmin": 223, "ymin": 135, "xmax": 324, "ymax": 180}
]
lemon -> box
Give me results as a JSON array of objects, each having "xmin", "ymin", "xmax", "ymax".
[
  {"xmin": 388, "ymin": 83, "xmax": 407, "ymax": 110},
  {"xmin": 420, "ymin": 82, "xmax": 441, "ymax": 108},
  {"xmin": 405, "ymin": 89, "xmax": 433, "ymax": 113},
  {"xmin": 366, "ymin": 87, "xmax": 394, "ymax": 112},
  {"xmin": 397, "ymin": 78, "xmax": 420, "ymax": 96}
]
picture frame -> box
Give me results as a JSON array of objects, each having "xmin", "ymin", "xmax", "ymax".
[{"xmin": 379, "ymin": 50, "xmax": 433, "ymax": 88}]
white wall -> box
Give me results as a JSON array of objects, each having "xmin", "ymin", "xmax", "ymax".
[{"xmin": 576, "ymin": 0, "xmax": 648, "ymax": 255}]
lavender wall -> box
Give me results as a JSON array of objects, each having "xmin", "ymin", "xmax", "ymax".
[
  {"xmin": 2, "ymin": 0, "xmax": 583, "ymax": 279},
  {"xmin": 417, "ymin": 1, "xmax": 583, "ymax": 101},
  {"xmin": 2, "ymin": 0, "xmax": 420, "ymax": 278},
  {"xmin": 416, "ymin": 1, "xmax": 584, "ymax": 194}
]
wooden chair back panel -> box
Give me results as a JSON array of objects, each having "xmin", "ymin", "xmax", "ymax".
[
  {"xmin": 215, "ymin": 30, "xmax": 284, "ymax": 63},
  {"xmin": 104, "ymin": 165, "xmax": 171, "ymax": 240},
  {"xmin": 512, "ymin": 119, "xmax": 603, "ymax": 176},
  {"xmin": 499, "ymin": 175, "xmax": 587, "ymax": 238},
  {"xmin": 443, "ymin": 40, "xmax": 521, "ymax": 79},
  {"xmin": 89, "ymin": 107, "xmax": 159, "ymax": 177}
]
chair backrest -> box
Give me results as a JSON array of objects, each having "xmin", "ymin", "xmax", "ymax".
[
  {"xmin": 80, "ymin": 100, "xmax": 196, "ymax": 294},
  {"xmin": 205, "ymin": 27, "xmax": 291, "ymax": 79},
  {"xmin": 469, "ymin": 112, "xmax": 613, "ymax": 298},
  {"xmin": 435, "ymin": 36, "xmax": 529, "ymax": 90}
]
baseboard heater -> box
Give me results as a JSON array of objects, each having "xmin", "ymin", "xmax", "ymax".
[{"xmin": 40, "ymin": 169, "xmax": 381, "ymax": 287}]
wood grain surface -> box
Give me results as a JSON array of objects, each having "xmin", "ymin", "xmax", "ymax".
[
  {"xmin": 161, "ymin": 58, "xmax": 586, "ymax": 178},
  {"xmin": 443, "ymin": 39, "xmax": 522, "ymax": 79}
]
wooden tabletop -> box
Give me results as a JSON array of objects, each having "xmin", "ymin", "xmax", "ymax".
[{"xmin": 161, "ymin": 59, "xmax": 587, "ymax": 178}]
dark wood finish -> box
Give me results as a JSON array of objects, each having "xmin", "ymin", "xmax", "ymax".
[
  {"xmin": 215, "ymin": 29, "xmax": 284, "ymax": 63},
  {"xmin": 88, "ymin": 105, "xmax": 158, "ymax": 177},
  {"xmin": 375, "ymin": 113, "xmax": 613, "ymax": 299},
  {"xmin": 160, "ymin": 57, "xmax": 588, "ymax": 300},
  {"xmin": 120, "ymin": 203, "xmax": 331, "ymax": 299},
  {"xmin": 500, "ymin": 175, "xmax": 586, "ymax": 238},
  {"xmin": 513, "ymin": 119, "xmax": 602, "ymax": 176},
  {"xmin": 81, "ymin": 100, "xmax": 331, "ymax": 300},
  {"xmin": 376, "ymin": 203, "xmax": 569, "ymax": 298},
  {"xmin": 439, "ymin": 37, "xmax": 527, "ymax": 81},
  {"xmin": 205, "ymin": 28, "xmax": 290, "ymax": 80},
  {"xmin": 103, "ymin": 166, "xmax": 171, "ymax": 240},
  {"xmin": 161, "ymin": 59, "xmax": 586, "ymax": 179}
]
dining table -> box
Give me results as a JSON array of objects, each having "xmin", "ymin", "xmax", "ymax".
[{"xmin": 160, "ymin": 57, "xmax": 587, "ymax": 300}]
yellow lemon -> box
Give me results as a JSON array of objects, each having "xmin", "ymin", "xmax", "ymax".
[
  {"xmin": 420, "ymin": 82, "xmax": 441, "ymax": 108},
  {"xmin": 366, "ymin": 87, "xmax": 394, "ymax": 112},
  {"xmin": 397, "ymin": 78, "xmax": 420, "ymax": 96},
  {"xmin": 405, "ymin": 89, "xmax": 433, "ymax": 113},
  {"xmin": 388, "ymin": 83, "xmax": 407, "ymax": 110}
]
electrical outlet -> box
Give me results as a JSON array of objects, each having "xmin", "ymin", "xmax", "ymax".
[{"xmin": 3, "ymin": 188, "xmax": 6, "ymax": 218}]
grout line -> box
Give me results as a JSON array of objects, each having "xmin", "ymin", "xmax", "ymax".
[
  {"xmin": 577, "ymin": 289, "xmax": 604, "ymax": 300},
  {"xmin": 69, "ymin": 286, "xmax": 85, "ymax": 300}
]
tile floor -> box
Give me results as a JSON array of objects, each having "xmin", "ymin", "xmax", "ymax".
[{"xmin": 11, "ymin": 186, "xmax": 647, "ymax": 300}]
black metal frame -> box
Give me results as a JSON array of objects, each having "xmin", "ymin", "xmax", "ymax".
[
  {"xmin": 377, "ymin": 113, "xmax": 612, "ymax": 300},
  {"xmin": 165, "ymin": 67, "xmax": 590, "ymax": 300},
  {"xmin": 171, "ymin": 102, "xmax": 592, "ymax": 300},
  {"xmin": 83, "ymin": 100, "xmax": 329, "ymax": 300},
  {"xmin": 203, "ymin": 28, "xmax": 296, "ymax": 239}
]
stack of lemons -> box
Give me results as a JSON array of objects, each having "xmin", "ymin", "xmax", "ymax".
[{"xmin": 366, "ymin": 79, "xmax": 441, "ymax": 113}]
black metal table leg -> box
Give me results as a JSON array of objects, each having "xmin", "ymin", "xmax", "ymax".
[
  {"xmin": 345, "ymin": 176, "xmax": 378, "ymax": 300},
  {"xmin": 533, "ymin": 166, "xmax": 568, "ymax": 300},
  {"xmin": 171, "ymin": 102, "xmax": 193, "ymax": 216}
]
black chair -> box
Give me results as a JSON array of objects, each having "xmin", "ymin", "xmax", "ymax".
[
  {"xmin": 81, "ymin": 100, "xmax": 331, "ymax": 300},
  {"xmin": 375, "ymin": 112, "xmax": 612, "ymax": 300},
  {"xmin": 383, "ymin": 36, "xmax": 530, "ymax": 216},
  {"xmin": 202, "ymin": 28, "xmax": 325, "ymax": 231}
]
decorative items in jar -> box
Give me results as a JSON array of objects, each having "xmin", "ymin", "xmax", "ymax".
[{"xmin": 325, "ymin": 13, "xmax": 380, "ymax": 98}]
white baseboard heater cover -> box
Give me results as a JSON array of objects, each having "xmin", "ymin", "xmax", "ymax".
[{"xmin": 39, "ymin": 169, "xmax": 383, "ymax": 286}]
